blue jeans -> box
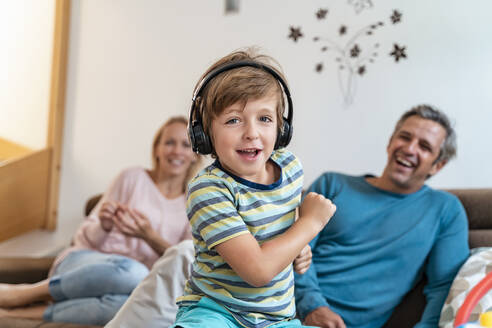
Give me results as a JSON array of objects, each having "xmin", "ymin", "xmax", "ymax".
[{"xmin": 43, "ymin": 249, "xmax": 149, "ymax": 325}]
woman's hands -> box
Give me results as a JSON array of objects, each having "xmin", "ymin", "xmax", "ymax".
[
  {"xmin": 98, "ymin": 201, "xmax": 118, "ymax": 232},
  {"xmin": 99, "ymin": 202, "xmax": 171, "ymax": 256},
  {"xmin": 113, "ymin": 206, "xmax": 154, "ymax": 240},
  {"xmin": 98, "ymin": 201, "xmax": 153, "ymax": 240}
]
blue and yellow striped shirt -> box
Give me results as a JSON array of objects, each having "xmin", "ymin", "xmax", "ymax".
[{"xmin": 177, "ymin": 149, "xmax": 304, "ymax": 328}]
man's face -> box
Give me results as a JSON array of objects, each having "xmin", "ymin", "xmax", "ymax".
[{"xmin": 382, "ymin": 116, "xmax": 447, "ymax": 193}]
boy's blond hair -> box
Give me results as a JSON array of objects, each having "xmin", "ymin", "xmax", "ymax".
[{"xmin": 192, "ymin": 48, "xmax": 288, "ymax": 156}]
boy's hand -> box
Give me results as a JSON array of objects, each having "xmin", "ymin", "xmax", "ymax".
[
  {"xmin": 299, "ymin": 192, "xmax": 336, "ymax": 231},
  {"xmin": 294, "ymin": 244, "xmax": 312, "ymax": 274}
]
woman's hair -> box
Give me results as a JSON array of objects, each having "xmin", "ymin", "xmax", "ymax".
[
  {"xmin": 193, "ymin": 47, "xmax": 288, "ymax": 156},
  {"xmin": 152, "ymin": 116, "xmax": 202, "ymax": 192}
]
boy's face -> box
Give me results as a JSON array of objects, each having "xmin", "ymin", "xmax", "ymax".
[{"xmin": 210, "ymin": 94, "xmax": 278, "ymax": 184}]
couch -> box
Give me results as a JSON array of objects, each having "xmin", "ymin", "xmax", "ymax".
[
  {"xmin": 0, "ymin": 195, "xmax": 102, "ymax": 328},
  {"xmin": 0, "ymin": 189, "xmax": 491, "ymax": 328}
]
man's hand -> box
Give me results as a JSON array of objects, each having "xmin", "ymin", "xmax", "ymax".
[
  {"xmin": 304, "ymin": 306, "xmax": 346, "ymax": 328},
  {"xmin": 293, "ymin": 245, "xmax": 312, "ymax": 274}
]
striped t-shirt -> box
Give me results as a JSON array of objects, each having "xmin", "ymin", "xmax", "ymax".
[{"xmin": 177, "ymin": 149, "xmax": 304, "ymax": 328}]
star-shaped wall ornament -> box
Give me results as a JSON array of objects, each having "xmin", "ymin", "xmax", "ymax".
[
  {"xmin": 288, "ymin": 26, "xmax": 303, "ymax": 42},
  {"xmin": 389, "ymin": 43, "xmax": 407, "ymax": 62},
  {"xmin": 350, "ymin": 44, "xmax": 361, "ymax": 58},
  {"xmin": 287, "ymin": 6, "xmax": 408, "ymax": 107},
  {"xmin": 316, "ymin": 8, "xmax": 328, "ymax": 20},
  {"xmin": 339, "ymin": 25, "xmax": 347, "ymax": 36},
  {"xmin": 390, "ymin": 10, "xmax": 402, "ymax": 24}
]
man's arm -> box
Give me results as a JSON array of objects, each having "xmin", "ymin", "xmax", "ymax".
[
  {"xmin": 294, "ymin": 235, "xmax": 327, "ymax": 318},
  {"xmin": 415, "ymin": 198, "xmax": 469, "ymax": 328},
  {"xmin": 294, "ymin": 172, "xmax": 346, "ymax": 327},
  {"xmin": 294, "ymin": 235, "xmax": 346, "ymax": 328}
]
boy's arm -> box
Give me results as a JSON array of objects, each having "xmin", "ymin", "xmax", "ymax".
[{"xmin": 215, "ymin": 192, "xmax": 335, "ymax": 287}]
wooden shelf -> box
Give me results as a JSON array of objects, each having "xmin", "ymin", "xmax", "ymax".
[{"xmin": 0, "ymin": 137, "xmax": 32, "ymax": 164}]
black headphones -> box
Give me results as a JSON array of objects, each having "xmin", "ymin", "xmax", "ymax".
[{"xmin": 188, "ymin": 60, "xmax": 293, "ymax": 155}]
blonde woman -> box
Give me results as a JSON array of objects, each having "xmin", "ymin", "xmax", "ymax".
[{"xmin": 0, "ymin": 116, "xmax": 202, "ymax": 326}]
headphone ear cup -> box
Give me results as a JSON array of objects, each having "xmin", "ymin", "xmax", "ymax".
[
  {"xmin": 274, "ymin": 119, "xmax": 293, "ymax": 149},
  {"xmin": 190, "ymin": 121, "xmax": 213, "ymax": 155}
]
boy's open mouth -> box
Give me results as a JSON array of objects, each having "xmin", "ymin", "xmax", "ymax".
[{"xmin": 237, "ymin": 148, "xmax": 261, "ymax": 158}]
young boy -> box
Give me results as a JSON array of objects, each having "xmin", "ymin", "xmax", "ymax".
[{"xmin": 173, "ymin": 49, "xmax": 336, "ymax": 328}]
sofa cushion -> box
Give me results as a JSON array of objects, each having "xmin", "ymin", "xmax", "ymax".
[
  {"xmin": 0, "ymin": 257, "xmax": 54, "ymax": 283},
  {"xmin": 1, "ymin": 317, "xmax": 100, "ymax": 328},
  {"xmin": 439, "ymin": 248, "xmax": 492, "ymax": 327}
]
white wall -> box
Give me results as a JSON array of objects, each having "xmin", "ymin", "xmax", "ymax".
[
  {"xmin": 57, "ymin": 0, "xmax": 492, "ymax": 239},
  {"xmin": 0, "ymin": 0, "xmax": 55, "ymax": 149}
]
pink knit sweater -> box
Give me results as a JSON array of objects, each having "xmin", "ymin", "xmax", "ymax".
[{"xmin": 51, "ymin": 167, "xmax": 191, "ymax": 274}]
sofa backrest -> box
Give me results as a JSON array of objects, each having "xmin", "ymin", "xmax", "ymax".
[
  {"xmin": 447, "ymin": 189, "xmax": 492, "ymax": 248},
  {"xmin": 85, "ymin": 189, "xmax": 492, "ymax": 247}
]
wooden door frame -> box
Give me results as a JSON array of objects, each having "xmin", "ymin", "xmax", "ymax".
[{"xmin": 45, "ymin": 0, "xmax": 71, "ymax": 230}]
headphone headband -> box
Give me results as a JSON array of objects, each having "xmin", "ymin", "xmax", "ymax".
[{"xmin": 189, "ymin": 60, "xmax": 293, "ymax": 154}]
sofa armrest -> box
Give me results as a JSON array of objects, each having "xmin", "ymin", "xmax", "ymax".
[{"xmin": 0, "ymin": 257, "xmax": 54, "ymax": 283}]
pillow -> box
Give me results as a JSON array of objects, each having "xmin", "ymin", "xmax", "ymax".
[
  {"xmin": 439, "ymin": 248, "xmax": 492, "ymax": 328},
  {"xmin": 105, "ymin": 240, "xmax": 194, "ymax": 328}
]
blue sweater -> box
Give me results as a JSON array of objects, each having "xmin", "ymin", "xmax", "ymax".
[{"xmin": 294, "ymin": 172, "xmax": 469, "ymax": 328}]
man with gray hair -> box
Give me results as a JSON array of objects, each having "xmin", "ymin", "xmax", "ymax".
[{"xmin": 294, "ymin": 105, "xmax": 469, "ymax": 328}]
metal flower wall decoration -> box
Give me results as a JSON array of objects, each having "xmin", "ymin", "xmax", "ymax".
[
  {"xmin": 348, "ymin": 0, "xmax": 373, "ymax": 14},
  {"xmin": 288, "ymin": 6, "xmax": 407, "ymax": 107}
]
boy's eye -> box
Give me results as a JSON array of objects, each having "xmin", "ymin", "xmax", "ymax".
[
  {"xmin": 226, "ymin": 118, "xmax": 239, "ymax": 124},
  {"xmin": 260, "ymin": 116, "xmax": 273, "ymax": 123}
]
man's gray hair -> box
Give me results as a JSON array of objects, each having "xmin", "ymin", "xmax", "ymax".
[{"xmin": 392, "ymin": 104, "xmax": 457, "ymax": 163}]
